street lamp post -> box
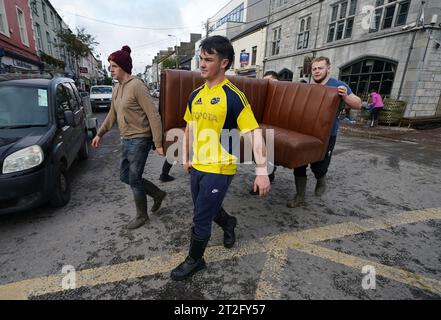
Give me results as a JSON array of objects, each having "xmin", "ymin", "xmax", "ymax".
[{"xmin": 168, "ymin": 34, "xmax": 179, "ymax": 69}]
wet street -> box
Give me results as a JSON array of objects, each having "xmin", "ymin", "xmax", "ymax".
[{"xmin": 1, "ymin": 110, "xmax": 441, "ymax": 300}]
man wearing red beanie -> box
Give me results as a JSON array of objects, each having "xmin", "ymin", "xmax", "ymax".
[{"xmin": 92, "ymin": 46, "xmax": 166, "ymax": 229}]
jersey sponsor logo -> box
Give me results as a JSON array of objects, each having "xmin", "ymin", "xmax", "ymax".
[
  {"xmin": 193, "ymin": 112, "xmax": 218, "ymax": 122},
  {"xmin": 211, "ymin": 97, "xmax": 221, "ymax": 105},
  {"xmin": 195, "ymin": 98, "xmax": 203, "ymax": 105}
]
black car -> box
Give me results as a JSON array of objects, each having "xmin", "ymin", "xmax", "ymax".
[{"xmin": 0, "ymin": 76, "xmax": 89, "ymax": 214}]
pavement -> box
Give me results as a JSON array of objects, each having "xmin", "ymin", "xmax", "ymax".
[{"xmin": 339, "ymin": 122, "xmax": 441, "ymax": 148}]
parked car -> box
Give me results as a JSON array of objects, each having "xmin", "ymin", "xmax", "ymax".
[
  {"xmin": 0, "ymin": 75, "xmax": 89, "ymax": 214},
  {"xmin": 90, "ymin": 85, "xmax": 113, "ymax": 112}
]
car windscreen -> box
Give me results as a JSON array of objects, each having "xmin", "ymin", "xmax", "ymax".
[
  {"xmin": 0, "ymin": 86, "xmax": 49, "ymax": 128},
  {"xmin": 91, "ymin": 87, "xmax": 112, "ymax": 94}
]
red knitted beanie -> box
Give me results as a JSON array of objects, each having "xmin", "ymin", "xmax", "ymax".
[{"xmin": 108, "ymin": 46, "xmax": 133, "ymax": 74}]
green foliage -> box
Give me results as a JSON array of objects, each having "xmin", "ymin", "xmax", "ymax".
[
  {"xmin": 40, "ymin": 52, "xmax": 66, "ymax": 70},
  {"xmin": 57, "ymin": 27, "xmax": 98, "ymax": 59},
  {"xmin": 161, "ymin": 57, "xmax": 177, "ymax": 70}
]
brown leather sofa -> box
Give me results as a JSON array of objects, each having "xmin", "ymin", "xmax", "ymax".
[{"xmin": 159, "ymin": 69, "xmax": 341, "ymax": 169}]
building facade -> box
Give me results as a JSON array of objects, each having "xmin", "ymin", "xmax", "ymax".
[
  {"xmin": 264, "ymin": 0, "xmax": 441, "ymax": 117},
  {"xmin": 30, "ymin": 0, "xmax": 64, "ymax": 69},
  {"xmin": 231, "ymin": 21, "xmax": 267, "ymax": 77},
  {"xmin": 0, "ymin": 0, "xmax": 41, "ymax": 72},
  {"xmin": 192, "ymin": 0, "xmax": 271, "ymax": 71}
]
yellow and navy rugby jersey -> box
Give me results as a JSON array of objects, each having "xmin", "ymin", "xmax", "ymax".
[{"xmin": 184, "ymin": 78, "xmax": 259, "ymax": 175}]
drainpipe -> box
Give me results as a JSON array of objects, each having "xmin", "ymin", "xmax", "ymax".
[
  {"xmin": 397, "ymin": 29, "xmax": 418, "ymax": 100},
  {"xmin": 262, "ymin": 0, "xmax": 273, "ymax": 75},
  {"xmin": 309, "ymin": 0, "xmax": 324, "ymax": 83}
]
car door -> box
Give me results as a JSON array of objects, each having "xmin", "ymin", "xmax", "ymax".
[
  {"xmin": 55, "ymin": 83, "xmax": 76, "ymax": 166},
  {"xmin": 63, "ymin": 83, "xmax": 84, "ymax": 156}
]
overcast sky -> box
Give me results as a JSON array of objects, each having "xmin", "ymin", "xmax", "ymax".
[{"xmin": 50, "ymin": 0, "xmax": 231, "ymax": 74}]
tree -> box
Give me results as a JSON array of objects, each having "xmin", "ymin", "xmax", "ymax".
[
  {"xmin": 57, "ymin": 27, "xmax": 98, "ymax": 80},
  {"xmin": 161, "ymin": 57, "xmax": 177, "ymax": 70}
]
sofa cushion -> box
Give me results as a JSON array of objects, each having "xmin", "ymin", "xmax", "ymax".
[
  {"xmin": 263, "ymin": 81, "xmax": 341, "ymax": 144},
  {"xmin": 260, "ymin": 124, "xmax": 325, "ymax": 169}
]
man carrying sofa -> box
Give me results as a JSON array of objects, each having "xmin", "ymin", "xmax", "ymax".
[
  {"xmin": 288, "ymin": 56, "xmax": 362, "ymax": 208},
  {"xmin": 170, "ymin": 36, "xmax": 271, "ymax": 281}
]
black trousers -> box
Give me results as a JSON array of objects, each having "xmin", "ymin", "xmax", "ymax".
[
  {"xmin": 294, "ymin": 136, "xmax": 337, "ymax": 180},
  {"xmin": 370, "ymin": 107, "xmax": 382, "ymax": 122}
]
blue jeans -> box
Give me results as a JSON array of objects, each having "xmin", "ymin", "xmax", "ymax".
[
  {"xmin": 190, "ymin": 169, "xmax": 234, "ymax": 239},
  {"xmin": 120, "ymin": 137, "xmax": 152, "ymax": 200}
]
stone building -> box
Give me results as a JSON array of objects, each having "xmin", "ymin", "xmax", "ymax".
[{"xmin": 264, "ymin": 0, "xmax": 441, "ymax": 117}]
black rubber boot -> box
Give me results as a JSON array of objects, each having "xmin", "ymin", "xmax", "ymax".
[
  {"xmin": 315, "ymin": 175, "xmax": 327, "ymax": 197},
  {"xmin": 159, "ymin": 173, "xmax": 175, "ymax": 182},
  {"xmin": 142, "ymin": 178, "xmax": 166, "ymax": 212},
  {"xmin": 171, "ymin": 230, "xmax": 209, "ymax": 281},
  {"xmin": 214, "ymin": 208, "xmax": 237, "ymax": 249},
  {"xmin": 127, "ymin": 196, "xmax": 149, "ymax": 229},
  {"xmin": 287, "ymin": 176, "xmax": 307, "ymax": 208}
]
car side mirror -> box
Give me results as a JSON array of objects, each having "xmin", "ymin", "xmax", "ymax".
[{"xmin": 64, "ymin": 110, "xmax": 75, "ymax": 127}]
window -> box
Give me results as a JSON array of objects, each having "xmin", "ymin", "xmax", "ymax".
[
  {"xmin": 297, "ymin": 16, "xmax": 311, "ymax": 50},
  {"xmin": 251, "ymin": 46, "xmax": 257, "ymax": 66},
  {"xmin": 35, "ymin": 23, "xmax": 42, "ymax": 50},
  {"xmin": 56, "ymin": 85, "xmax": 71, "ymax": 126},
  {"xmin": 396, "ymin": 0, "xmax": 410, "ymax": 26},
  {"xmin": 340, "ymin": 58, "xmax": 397, "ymax": 99},
  {"xmin": 211, "ymin": 3, "xmax": 244, "ymax": 31},
  {"xmin": 63, "ymin": 83, "xmax": 79, "ymax": 111},
  {"xmin": 327, "ymin": 0, "xmax": 357, "ymax": 43},
  {"xmin": 31, "ymin": 0, "xmax": 38, "ymax": 14},
  {"xmin": 370, "ymin": 0, "xmax": 410, "ymax": 32},
  {"xmin": 272, "ymin": 0, "xmax": 288, "ymax": 11},
  {"xmin": 16, "ymin": 7, "xmax": 29, "ymax": 46},
  {"xmin": 67, "ymin": 83, "xmax": 83, "ymax": 108},
  {"xmin": 50, "ymin": 11, "xmax": 55, "ymax": 27},
  {"xmin": 0, "ymin": 0, "xmax": 9, "ymax": 36},
  {"xmin": 271, "ymin": 27, "xmax": 281, "ymax": 56},
  {"xmin": 53, "ymin": 38, "xmax": 58, "ymax": 56},
  {"xmin": 0, "ymin": 86, "xmax": 49, "ymax": 126},
  {"xmin": 42, "ymin": 1, "xmax": 47, "ymax": 24},
  {"xmin": 46, "ymin": 32, "xmax": 52, "ymax": 55}
]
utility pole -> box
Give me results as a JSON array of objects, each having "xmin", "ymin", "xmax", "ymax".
[
  {"xmin": 205, "ymin": 19, "xmax": 210, "ymax": 38},
  {"xmin": 168, "ymin": 34, "xmax": 179, "ymax": 69}
]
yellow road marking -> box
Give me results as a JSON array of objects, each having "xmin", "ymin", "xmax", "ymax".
[
  {"xmin": 295, "ymin": 243, "xmax": 441, "ymax": 295},
  {"xmin": 0, "ymin": 208, "xmax": 440, "ymax": 300}
]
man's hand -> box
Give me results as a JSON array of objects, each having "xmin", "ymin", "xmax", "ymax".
[
  {"xmin": 337, "ymin": 86, "xmax": 348, "ymax": 98},
  {"xmin": 183, "ymin": 160, "xmax": 192, "ymax": 174},
  {"xmin": 253, "ymin": 175, "xmax": 271, "ymax": 198},
  {"xmin": 155, "ymin": 147, "xmax": 164, "ymax": 156},
  {"xmin": 91, "ymin": 135, "xmax": 101, "ymax": 149}
]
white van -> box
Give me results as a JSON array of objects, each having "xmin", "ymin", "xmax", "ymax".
[{"xmin": 90, "ymin": 85, "xmax": 113, "ymax": 112}]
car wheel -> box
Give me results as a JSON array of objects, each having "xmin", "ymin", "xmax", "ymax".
[
  {"xmin": 49, "ymin": 163, "xmax": 71, "ymax": 207},
  {"xmin": 78, "ymin": 135, "xmax": 89, "ymax": 160}
]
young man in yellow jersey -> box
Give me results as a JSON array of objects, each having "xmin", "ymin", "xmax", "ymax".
[{"xmin": 171, "ymin": 36, "xmax": 271, "ymax": 281}]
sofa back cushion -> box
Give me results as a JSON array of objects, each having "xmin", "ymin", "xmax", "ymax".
[
  {"xmin": 160, "ymin": 70, "xmax": 268, "ymax": 132},
  {"xmin": 262, "ymin": 81, "xmax": 341, "ymax": 143}
]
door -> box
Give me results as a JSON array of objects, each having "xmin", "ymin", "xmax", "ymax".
[
  {"xmin": 63, "ymin": 83, "xmax": 84, "ymax": 156},
  {"xmin": 55, "ymin": 84, "xmax": 76, "ymax": 166}
]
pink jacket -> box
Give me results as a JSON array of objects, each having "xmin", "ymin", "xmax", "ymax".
[{"xmin": 370, "ymin": 92, "xmax": 384, "ymax": 108}]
